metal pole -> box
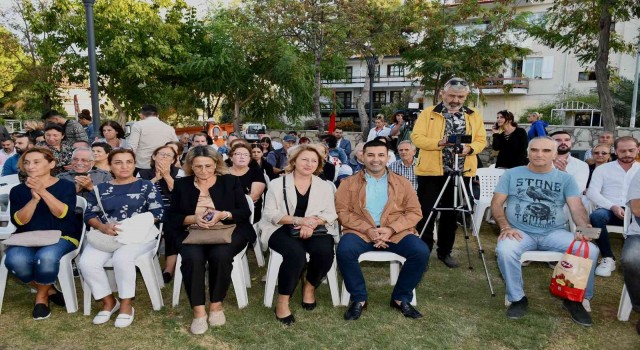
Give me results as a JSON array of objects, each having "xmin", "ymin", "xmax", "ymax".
[
  {"xmin": 83, "ymin": 0, "xmax": 101, "ymax": 132},
  {"xmin": 631, "ymin": 47, "xmax": 640, "ymax": 128}
]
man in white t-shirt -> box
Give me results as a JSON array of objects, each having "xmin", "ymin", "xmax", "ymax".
[
  {"xmin": 366, "ymin": 115, "xmax": 391, "ymax": 142},
  {"xmin": 127, "ymin": 104, "xmax": 178, "ymax": 172},
  {"xmin": 621, "ymin": 170, "xmax": 640, "ymax": 334},
  {"xmin": 550, "ymin": 131, "xmax": 589, "ymax": 192},
  {"xmin": 587, "ymin": 136, "xmax": 640, "ymax": 277}
]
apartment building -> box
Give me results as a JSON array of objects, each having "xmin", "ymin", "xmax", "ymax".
[{"xmin": 322, "ymin": 0, "xmax": 639, "ymax": 126}]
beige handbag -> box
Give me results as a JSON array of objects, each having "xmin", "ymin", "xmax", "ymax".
[
  {"xmin": 2, "ymin": 230, "xmax": 62, "ymax": 247},
  {"xmin": 183, "ymin": 223, "xmax": 236, "ymax": 245}
]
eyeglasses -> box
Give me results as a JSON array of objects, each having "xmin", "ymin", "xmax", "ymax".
[
  {"xmin": 233, "ymin": 153, "xmax": 250, "ymax": 158},
  {"xmin": 447, "ymin": 79, "xmax": 468, "ymax": 87},
  {"xmin": 72, "ymin": 158, "xmax": 92, "ymax": 163},
  {"xmin": 593, "ymin": 151, "xmax": 609, "ymax": 155},
  {"xmin": 156, "ymin": 152, "xmax": 174, "ymax": 158}
]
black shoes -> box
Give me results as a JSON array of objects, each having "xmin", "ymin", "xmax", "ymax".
[
  {"xmin": 390, "ymin": 300, "xmax": 422, "ymax": 319},
  {"xmin": 49, "ymin": 285, "xmax": 66, "ymax": 307},
  {"xmin": 506, "ymin": 296, "xmax": 528, "ymax": 319},
  {"xmin": 438, "ymin": 254, "xmax": 460, "ymax": 268},
  {"xmin": 301, "ymin": 301, "xmax": 317, "ymax": 311},
  {"xmin": 32, "ymin": 303, "xmax": 51, "ymax": 320},
  {"xmin": 274, "ymin": 310, "xmax": 295, "ymax": 326},
  {"xmin": 563, "ymin": 300, "xmax": 592, "ymax": 327},
  {"xmin": 344, "ymin": 301, "xmax": 367, "ymax": 320}
]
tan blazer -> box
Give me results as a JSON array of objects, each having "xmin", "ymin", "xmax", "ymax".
[
  {"xmin": 259, "ymin": 173, "xmax": 338, "ymax": 247},
  {"xmin": 335, "ymin": 170, "xmax": 422, "ymax": 243}
]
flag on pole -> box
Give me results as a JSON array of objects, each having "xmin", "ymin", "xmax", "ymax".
[{"xmin": 328, "ymin": 89, "xmax": 337, "ymax": 133}]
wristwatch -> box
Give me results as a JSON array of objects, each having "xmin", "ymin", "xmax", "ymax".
[{"xmin": 222, "ymin": 211, "xmax": 231, "ymax": 220}]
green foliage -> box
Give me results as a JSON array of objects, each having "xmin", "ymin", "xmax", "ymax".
[
  {"xmin": 401, "ymin": 0, "xmax": 532, "ymax": 100},
  {"xmin": 518, "ymin": 91, "xmax": 600, "ymax": 125},
  {"xmin": 303, "ymin": 118, "xmax": 322, "ymax": 130},
  {"xmin": 526, "ymin": 0, "xmax": 640, "ymax": 65},
  {"xmin": 611, "ymin": 77, "xmax": 640, "ymax": 127},
  {"xmin": 335, "ymin": 120, "xmax": 359, "ymax": 132}
]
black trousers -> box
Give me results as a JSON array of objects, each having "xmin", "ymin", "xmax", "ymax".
[
  {"xmin": 417, "ymin": 175, "xmax": 471, "ymax": 257},
  {"xmin": 268, "ymin": 226, "xmax": 335, "ymax": 296},
  {"xmin": 179, "ymin": 232, "xmax": 249, "ymax": 307}
]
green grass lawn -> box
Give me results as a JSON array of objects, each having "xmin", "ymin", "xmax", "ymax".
[{"xmin": 1, "ymin": 225, "xmax": 639, "ymax": 350}]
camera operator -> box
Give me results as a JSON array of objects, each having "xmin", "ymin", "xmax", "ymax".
[{"xmin": 411, "ymin": 77, "xmax": 487, "ymax": 268}]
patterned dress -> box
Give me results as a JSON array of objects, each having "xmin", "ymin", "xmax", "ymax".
[
  {"xmin": 36, "ymin": 142, "xmax": 74, "ymax": 176},
  {"xmin": 84, "ymin": 179, "xmax": 164, "ymax": 225}
]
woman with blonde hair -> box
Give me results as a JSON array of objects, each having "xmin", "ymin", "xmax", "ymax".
[
  {"xmin": 260, "ymin": 144, "xmax": 338, "ymax": 326},
  {"xmin": 167, "ymin": 146, "xmax": 255, "ymax": 334}
]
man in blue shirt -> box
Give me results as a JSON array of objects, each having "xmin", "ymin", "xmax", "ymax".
[
  {"xmin": 491, "ymin": 136, "xmax": 598, "ymax": 326},
  {"xmin": 335, "ymin": 139, "xmax": 428, "ymax": 321},
  {"xmin": 78, "ymin": 110, "xmax": 94, "ymax": 141},
  {"xmin": 2, "ymin": 134, "xmax": 34, "ymax": 176}
]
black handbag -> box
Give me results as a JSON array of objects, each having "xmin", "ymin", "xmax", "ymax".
[{"xmin": 282, "ymin": 176, "xmax": 328, "ymax": 238}]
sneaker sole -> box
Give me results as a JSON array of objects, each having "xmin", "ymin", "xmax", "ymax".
[
  {"xmin": 33, "ymin": 313, "xmax": 51, "ymax": 321},
  {"xmin": 595, "ymin": 270, "xmax": 612, "ymax": 277}
]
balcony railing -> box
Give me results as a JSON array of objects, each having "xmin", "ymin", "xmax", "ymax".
[
  {"xmin": 477, "ymin": 77, "xmax": 529, "ymax": 90},
  {"xmin": 320, "ymin": 102, "xmax": 393, "ymax": 111},
  {"xmin": 322, "ymin": 75, "xmax": 416, "ymax": 85}
]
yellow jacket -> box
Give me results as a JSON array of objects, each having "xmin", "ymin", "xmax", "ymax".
[{"xmin": 411, "ymin": 104, "xmax": 487, "ymax": 177}]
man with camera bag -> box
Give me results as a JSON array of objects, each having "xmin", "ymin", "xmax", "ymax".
[{"xmin": 411, "ymin": 77, "xmax": 487, "ymax": 268}]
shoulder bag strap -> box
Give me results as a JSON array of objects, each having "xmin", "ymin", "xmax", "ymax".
[
  {"xmin": 92, "ymin": 186, "xmax": 109, "ymax": 223},
  {"xmin": 282, "ymin": 176, "xmax": 290, "ymax": 216}
]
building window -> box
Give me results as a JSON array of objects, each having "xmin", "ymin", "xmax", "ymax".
[
  {"xmin": 578, "ymin": 71, "xmax": 596, "ymax": 81},
  {"xmin": 390, "ymin": 91, "xmax": 402, "ymax": 103},
  {"xmin": 387, "ymin": 64, "xmax": 405, "ymax": 77},
  {"xmin": 344, "ymin": 66, "xmax": 353, "ymax": 84},
  {"xmin": 523, "ymin": 57, "xmax": 543, "ymax": 79},
  {"xmin": 373, "ymin": 91, "xmax": 386, "ymax": 108},
  {"xmin": 336, "ymin": 92, "xmax": 352, "ymax": 109}
]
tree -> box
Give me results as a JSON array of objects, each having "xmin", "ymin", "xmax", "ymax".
[
  {"xmin": 612, "ymin": 78, "xmax": 640, "ymax": 127},
  {"xmin": 180, "ymin": 8, "xmax": 315, "ymax": 133},
  {"xmin": 401, "ymin": 0, "xmax": 531, "ymax": 104},
  {"xmin": 0, "ymin": 27, "xmax": 23, "ymax": 101},
  {"xmin": 527, "ymin": 0, "xmax": 640, "ymax": 132}
]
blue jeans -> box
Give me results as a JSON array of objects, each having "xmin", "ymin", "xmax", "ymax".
[
  {"xmin": 589, "ymin": 208, "xmax": 623, "ymax": 259},
  {"xmin": 496, "ymin": 229, "xmax": 599, "ymax": 302},
  {"xmin": 336, "ymin": 233, "xmax": 429, "ymax": 303},
  {"xmin": 4, "ymin": 239, "xmax": 76, "ymax": 285},
  {"xmin": 621, "ymin": 235, "xmax": 640, "ymax": 312}
]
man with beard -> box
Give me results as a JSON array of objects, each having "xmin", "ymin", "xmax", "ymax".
[
  {"xmin": 0, "ymin": 138, "xmax": 16, "ymax": 167},
  {"xmin": 587, "ymin": 136, "xmax": 640, "ymax": 277},
  {"xmin": 411, "ymin": 77, "xmax": 487, "ymax": 268},
  {"xmin": 550, "ymin": 131, "xmax": 589, "ymax": 192},
  {"xmin": 1, "ymin": 134, "xmax": 34, "ymax": 176}
]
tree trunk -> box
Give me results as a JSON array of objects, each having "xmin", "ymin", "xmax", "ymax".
[
  {"xmin": 313, "ymin": 52, "xmax": 325, "ymax": 132},
  {"xmin": 108, "ymin": 94, "xmax": 127, "ymax": 126},
  {"xmin": 233, "ymin": 100, "xmax": 241, "ymax": 136},
  {"xmin": 596, "ymin": 0, "xmax": 615, "ymax": 133},
  {"xmin": 357, "ymin": 73, "xmax": 371, "ymax": 141}
]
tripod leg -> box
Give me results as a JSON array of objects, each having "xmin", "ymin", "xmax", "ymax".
[
  {"xmin": 457, "ymin": 180, "xmax": 473, "ymax": 269},
  {"xmin": 418, "ymin": 175, "xmax": 453, "ymax": 239}
]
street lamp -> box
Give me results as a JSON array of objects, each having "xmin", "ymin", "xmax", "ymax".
[
  {"xmin": 631, "ymin": 45, "xmax": 639, "ymax": 128},
  {"xmin": 82, "ymin": 0, "xmax": 100, "ymax": 131},
  {"xmin": 365, "ymin": 53, "xmax": 378, "ymax": 131}
]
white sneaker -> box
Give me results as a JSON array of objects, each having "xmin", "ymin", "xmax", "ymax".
[
  {"xmin": 114, "ymin": 307, "xmax": 135, "ymax": 328},
  {"xmin": 595, "ymin": 257, "xmax": 616, "ymax": 277}
]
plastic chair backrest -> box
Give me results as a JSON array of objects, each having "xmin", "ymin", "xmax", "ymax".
[
  {"xmin": 0, "ymin": 175, "xmax": 19, "ymax": 187},
  {"xmin": 263, "ymin": 172, "xmax": 270, "ymax": 191},
  {"xmin": 75, "ymin": 196, "xmax": 88, "ymax": 249},
  {"xmin": 246, "ymin": 195, "xmax": 254, "ymax": 224},
  {"xmin": 476, "ymin": 167, "xmax": 506, "ymax": 202}
]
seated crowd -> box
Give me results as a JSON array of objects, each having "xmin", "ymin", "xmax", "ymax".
[{"xmin": 1, "ymin": 101, "xmax": 640, "ymax": 338}]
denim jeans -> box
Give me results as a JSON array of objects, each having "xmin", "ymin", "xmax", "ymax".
[
  {"xmin": 336, "ymin": 233, "xmax": 429, "ymax": 303},
  {"xmin": 589, "ymin": 208, "xmax": 623, "ymax": 259},
  {"xmin": 496, "ymin": 229, "xmax": 599, "ymax": 302},
  {"xmin": 621, "ymin": 235, "xmax": 640, "ymax": 312},
  {"xmin": 4, "ymin": 239, "xmax": 76, "ymax": 285}
]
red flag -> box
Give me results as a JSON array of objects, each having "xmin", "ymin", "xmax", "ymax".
[{"xmin": 328, "ymin": 111, "xmax": 337, "ymax": 133}]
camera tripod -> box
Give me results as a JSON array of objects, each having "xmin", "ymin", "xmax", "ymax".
[{"xmin": 418, "ymin": 151, "xmax": 496, "ymax": 297}]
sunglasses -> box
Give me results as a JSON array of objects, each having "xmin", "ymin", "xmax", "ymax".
[{"xmin": 447, "ymin": 79, "xmax": 468, "ymax": 87}]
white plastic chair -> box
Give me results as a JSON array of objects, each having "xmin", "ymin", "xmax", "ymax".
[
  {"xmin": 263, "ymin": 249, "xmax": 341, "ymax": 308},
  {"xmin": 172, "ymin": 195, "xmax": 255, "ymax": 309},
  {"xmin": 82, "ymin": 223, "xmax": 165, "ymax": 315},
  {"xmin": 617, "ymin": 206, "xmax": 633, "ymax": 321},
  {"xmin": 472, "ymin": 167, "xmax": 505, "ymax": 236},
  {"xmin": 340, "ymin": 251, "xmax": 417, "ymax": 306},
  {"xmin": 0, "ymin": 196, "xmax": 88, "ymax": 314}
]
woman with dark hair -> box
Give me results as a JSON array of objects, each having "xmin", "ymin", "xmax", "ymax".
[
  {"xmin": 491, "ymin": 110, "xmax": 528, "ymax": 169},
  {"xmin": 97, "ymin": 121, "xmax": 129, "ymax": 150},
  {"xmin": 91, "ymin": 142, "xmax": 112, "ymax": 172},
  {"xmin": 259, "ymin": 136, "xmax": 274, "ymax": 154},
  {"xmin": 165, "ymin": 141, "xmax": 184, "ymax": 169},
  {"xmin": 37, "ymin": 124, "xmax": 74, "ymax": 176},
  {"xmin": 79, "ymin": 149, "xmax": 164, "ymax": 328},
  {"xmin": 325, "ymin": 134, "xmax": 348, "ymax": 164},
  {"xmin": 226, "ymin": 142, "xmax": 266, "ymax": 223},
  {"xmin": 251, "ymin": 143, "xmax": 277, "ymax": 180},
  {"xmin": 4, "ymin": 148, "xmax": 80, "ymax": 320}
]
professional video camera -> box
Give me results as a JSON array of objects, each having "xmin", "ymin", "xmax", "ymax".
[{"xmin": 402, "ymin": 102, "xmax": 422, "ymax": 128}]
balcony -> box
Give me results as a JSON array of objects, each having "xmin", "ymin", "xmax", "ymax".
[
  {"xmin": 477, "ymin": 77, "xmax": 529, "ymax": 95},
  {"xmin": 322, "ymin": 75, "xmax": 417, "ymax": 88}
]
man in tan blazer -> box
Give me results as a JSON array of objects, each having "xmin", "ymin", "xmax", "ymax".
[{"xmin": 336, "ymin": 139, "xmax": 428, "ymax": 321}]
